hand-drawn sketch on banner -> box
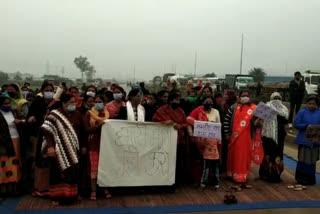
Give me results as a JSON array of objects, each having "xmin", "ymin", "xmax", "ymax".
[
  {"xmin": 253, "ymin": 102, "xmax": 278, "ymax": 121},
  {"xmin": 193, "ymin": 120, "xmax": 221, "ymax": 139},
  {"xmin": 97, "ymin": 120, "xmax": 177, "ymax": 187}
]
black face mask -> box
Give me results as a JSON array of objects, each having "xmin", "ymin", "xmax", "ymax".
[
  {"xmin": 203, "ymin": 104, "xmax": 212, "ymax": 110},
  {"xmin": 295, "ymin": 77, "xmax": 300, "ymax": 81},
  {"xmin": 171, "ymin": 103, "xmax": 179, "ymax": 109},
  {"xmin": 8, "ymin": 92, "xmax": 16, "ymax": 98}
]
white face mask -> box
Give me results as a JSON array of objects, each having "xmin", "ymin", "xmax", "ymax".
[
  {"xmin": 86, "ymin": 91, "xmax": 96, "ymax": 97},
  {"xmin": 240, "ymin": 96, "xmax": 250, "ymax": 104},
  {"xmin": 113, "ymin": 93, "xmax": 123, "ymax": 101},
  {"xmin": 44, "ymin": 91, "xmax": 54, "ymax": 100}
]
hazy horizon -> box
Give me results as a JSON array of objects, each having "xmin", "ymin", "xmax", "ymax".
[{"xmin": 1, "ymin": 0, "xmax": 320, "ymax": 81}]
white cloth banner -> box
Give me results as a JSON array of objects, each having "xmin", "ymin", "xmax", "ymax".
[
  {"xmin": 193, "ymin": 121, "xmax": 222, "ymax": 140},
  {"xmin": 97, "ymin": 120, "xmax": 178, "ymax": 187}
]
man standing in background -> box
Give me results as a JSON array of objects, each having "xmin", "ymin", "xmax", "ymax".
[{"xmin": 288, "ymin": 71, "xmax": 305, "ymax": 131}]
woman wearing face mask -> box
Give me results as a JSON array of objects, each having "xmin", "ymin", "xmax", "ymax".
[
  {"xmin": 184, "ymin": 89, "xmax": 198, "ymax": 116},
  {"xmin": 187, "ymin": 96, "xmax": 221, "ymax": 189},
  {"xmin": 0, "ymin": 96, "xmax": 25, "ymax": 197},
  {"xmin": 142, "ymin": 93, "xmax": 158, "ymax": 122},
  {"xmin": 27, "ymin": 83, "xmax": 57, "ymax": 136},
  {"xmin": 260, "ymin": 92, "xmax": 288, "ymax": 182},
  {"xmin": 106, "ymin": 87, "xmax": 125, "ymax": 119},
  {"xmin": 84, "ymin": 85, "xmax": 97, "ymax": 98},
  {"xmin": 79, "ymin": 96, "xmax": 95, "ymax": 115},
  {"xmin": 223, "ymin": 90, "xmax": 263, "ymax": 185},
  {"xmin": 294, "ymin": 96, "xmax": 320, "ymax": 185},
  {"xmin": 152, "ymin": 92, "xmax": 188, "ymax": 184},
  {"xmin": 21, "ymin": 86, "xmax": 29, "ymax": 99},
  {"xmin": 84, "ymin": 95, "xmax": 111, "ymax": 200},
  {"xmin": 28, "ymin": 82, "xmax": 61, "ymax": 197},
  {"xmin": 199, "ymin": 86, "xmax": 213, "ymax": 99},
  {"xmin": 117, "ymin": 89, "xmax": 145, "ymax": 121},
  {"xmin": 68, "ymin": 86, "xmax": 82, "ymax": 109},
  {"xmin": 40, "ymin": 94, "xmax": 81, "ymax": 205},
  {"xmin": 6, "ymin": 84, "xmax": 28, "ymax": 116}
]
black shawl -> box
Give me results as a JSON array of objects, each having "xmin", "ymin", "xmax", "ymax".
[{"xmin": 0, "ymin": 111, "xmax": 16, "ymax": 157}]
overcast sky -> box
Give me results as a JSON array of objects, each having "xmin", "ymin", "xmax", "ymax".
[{"xmin": 1, "ymin": 0, "xmax": 320, "ymax": 80}]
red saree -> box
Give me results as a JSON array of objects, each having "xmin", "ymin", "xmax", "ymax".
[{"xmin": 227, "ymin": 103, "xmax": 262, "ymax": 183}]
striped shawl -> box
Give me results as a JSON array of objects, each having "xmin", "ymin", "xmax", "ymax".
[{"xmin": 42, "ymin": 110, "xmax": 79, "ymax": 172}]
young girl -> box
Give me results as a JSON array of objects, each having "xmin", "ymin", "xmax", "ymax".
[
  {"xmin": 187, "ymin": 96, "xmax": 221, "ymax": 189},
  {"xmin": 84, "ymin": 95, "xmax": 112, "ymax": 200}
]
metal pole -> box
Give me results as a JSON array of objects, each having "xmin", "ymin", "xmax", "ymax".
[
  {"xmin": 240, "ymin": 34, "xmax": 244, "ymax": 74},
  {"xmin": 194, "ymin": 52, "xmax": 197, "ymax": 77},
  {"xmin": 133, "ymin": 65, "xmax": 135, "ymax": 83}
]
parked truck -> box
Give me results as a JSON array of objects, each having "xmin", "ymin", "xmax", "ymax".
[
  {"xmin": 248, "ymin": 71, "xmax": 320, "ymax": 102},
  {"xmin": 304, "ymin": 70, "xmax": 320, "ymax": 96},
  {"xmin": 225, "ymin": 74, "xmax": 254, "ymax": 90}
]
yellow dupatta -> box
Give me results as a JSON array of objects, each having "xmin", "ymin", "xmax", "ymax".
[{"xmin": 88, "ymin": 107, "xmax": 109, "ymax": 127}]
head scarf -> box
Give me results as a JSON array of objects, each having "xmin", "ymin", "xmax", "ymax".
[
  {"xmin": 131, "ymin": 84, "xmax": 143, "ymax": 97},
  {"xmin": 262, "ymin": 92, "xmax": 288, "ymax": 144},
  {"xmin": 225, "ymin": 89, "xmax": 237, "ymax": 105}
]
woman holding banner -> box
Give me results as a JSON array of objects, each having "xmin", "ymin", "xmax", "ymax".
[
  {"xmin": 223, "ymin": 90, "xmax": 263, "ymax": 184},
  {"xmin": 187, "ymin": 96, "xmax": 221, "ymax": 189},
  {"xmin": 153, "ymin": 91, "xmax": 188, "ymax": 184},
  {"xmin": 84, "ymin": 95, "xmax": 112, "ymax": 200},
  {"xmin": 294, "ymin": 95, "xmax": 320, "ymax": 185}
]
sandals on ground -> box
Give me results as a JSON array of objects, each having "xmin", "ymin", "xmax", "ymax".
[
  {"xmin": 230, "ymin": 184, "xmax": 253, "ymax": 192},
  {"xmin": 105, "ymin": 190, "xmax": 112, "ymax": 199},
  {"xmin": 239, "ymin": 184, "xmax": 253, "ymax": 189},
  {"xmin": 230, "ymin": 186, "xmax": 242, "ymax": 192},
  {"xmin": 224, "ymin": 193, "xmax": 238, "ymax": 205},
  {"xmin": 287, "ymin": 184, "xmax": 306, "ymax": 191}
]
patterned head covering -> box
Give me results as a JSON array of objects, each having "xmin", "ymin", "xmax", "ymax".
[{"xmin": 270, "ymin": 92, "xmax": 282, "ymax": 101}]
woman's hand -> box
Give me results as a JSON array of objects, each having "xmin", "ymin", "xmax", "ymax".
[
  {"xmin": 174, "ymin": 123, "xmax": 181, "ymax": 130},
  {"xmin": 14, "ymin": 119, "xmax": 23, "ymax": 124},
  {"xmin": 96, "ymin": 122, "xmax": 105, "ymax": 128},
  {"xmin": 163, "ymin": 120, "xmax": 174, "ymax": 125},
  {"xmin": 81, "ymin": 147, "xmax": 87, "ymax": 155},
  {"xmin": 187, "ymin": 125, "xmax": 193, "ymax": 136},
  {"xmin": 28, "ymin": 116, "xmax": 36, "ymax": 123},
  {"xmin": 47, "ymin": 147, "xmax": 55, "ymax": 157},
  {"xmin": 254, "ymin": 118, "xmax": 264, "ymax": 127}
]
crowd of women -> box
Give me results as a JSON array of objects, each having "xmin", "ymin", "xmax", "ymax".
[{"xmin": 0, "ymin": 80, "xmax": 319, "ymax": 205}]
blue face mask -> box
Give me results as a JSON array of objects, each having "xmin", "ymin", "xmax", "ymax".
[
  {"xmin": 1, "ymin": 92, "xmax": 9, "ymax": 97},
  {"xmin": 95, "ymin": 103, "xmax": 104, "ymax": 111},
  {"xmin": 1, "ymin": 105, "xmax": 11, "ymax": 112},
  {"xmin": 67, "ymin": 104, "xmax": 76, "ymax": 112}
]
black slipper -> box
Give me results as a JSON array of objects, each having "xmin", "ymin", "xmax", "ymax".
[{"xmin": 223, "ymin": 194, "xmax": 238, "ymax": 205}]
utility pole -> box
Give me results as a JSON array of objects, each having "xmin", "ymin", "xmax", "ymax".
[
  {"xmin": 61, "ymin": 66, "xmax": 65, "ymax": 77},
  {"xmin": 194, "ymin": 52, "xmax": 197, "ymax": 77},
  {"xmin": 240, "ymin": 34, "xmax": 244, "ymax": 75},
  {"xmin": 133, "ymin": 65, "xmax": 136, "ymax": 83}
]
